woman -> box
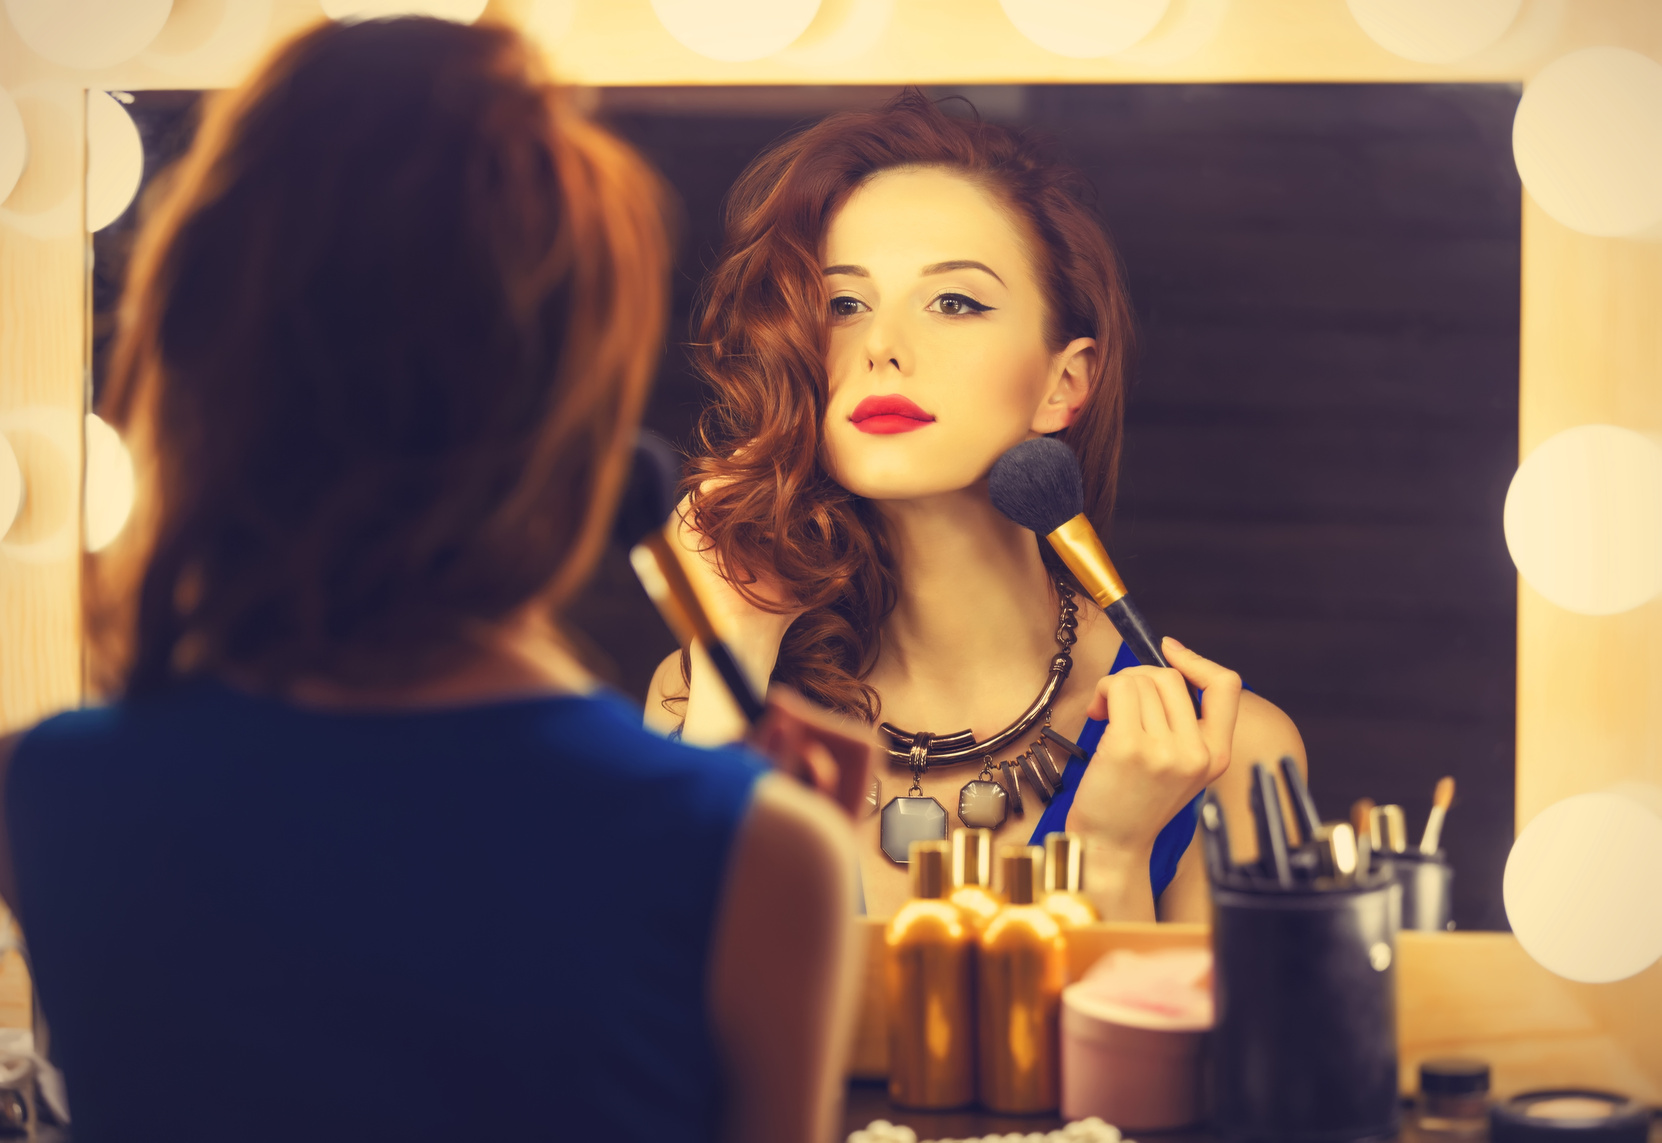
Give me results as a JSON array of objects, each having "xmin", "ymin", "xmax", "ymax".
[
  {"xmin": 650, "ymin": 91, "xmax": 1306, "ymax": 920},
  {"xmin": 0, "ymin": 18, "xmax": 860, "ymax": 1143}
]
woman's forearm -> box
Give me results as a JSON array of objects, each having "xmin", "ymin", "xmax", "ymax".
[
  {"xmin": 680, "ymin": 635, "xmax": 783, "ymax": 747},
  {"xmin": 1074, "ymin": 831, "xmax": 1157, "ymax": 923}
]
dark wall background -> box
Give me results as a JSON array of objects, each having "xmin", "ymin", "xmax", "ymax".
[{"xmin": 96, "ymin": 83, "xmax": 1520, "ymax": 930}]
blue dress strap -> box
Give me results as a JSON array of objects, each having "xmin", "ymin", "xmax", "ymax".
[{"xmin": 1028, "ymin": 640, "xmax": 1200, "ymax": 903}]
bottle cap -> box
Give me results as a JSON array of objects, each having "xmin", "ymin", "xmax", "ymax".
[
  {"xmin": 953, "ymin": 828, "xmax": 993, "ymax": 888},
  {"xmin": 910, "ymin": 840, "xmax": 951, "ymax": 899},
  {"xmin": 1043, "ymin": 832, "xmax": 1085, "ymax": 893},
  {"xmin": 1420, "ymin": 1057, "xmax": 1490, "ymax": 1096},
  {"xmin": 999, "ymin": 845, "xmax": 1043, "ymax": 905}
]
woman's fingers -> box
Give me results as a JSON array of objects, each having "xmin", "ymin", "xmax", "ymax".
[{"xmin": 1162, "ymin": 636, "xmax": 1243, "ymax": 778}]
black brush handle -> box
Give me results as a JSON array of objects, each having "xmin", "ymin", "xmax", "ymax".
[
  {"xmin": 1199, "ymin": 790, "xmax": 1234, "ymax": 887},
  {"xmin": 1250, "ymin": 762, "xmax": 1294, "ymax": 888},
  {"xmin": 706, "ymin": 640, "xmax": 767, "ymax": 726},
  {"xmin": 1103, "ymin": 594, "xmax": 1204, "ymax": 717},
  {"xmin": 1280, "ymin": 755, "xmax": 1322, "ymax": 846}
]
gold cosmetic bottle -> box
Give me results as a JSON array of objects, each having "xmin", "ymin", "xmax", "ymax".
[
  {"xmin": 978, "ymin": 845, "xmax": 1066, "ymax": 1114},
  {"xmin": 1040, "ymin": 832, "xmax": 1099, "ymax": 927},
  {"xmin": 949, "ymin": 828, "xmax": 1003, "ymax": 930},
  {"xmin": 886, "ymin": 840, "xmax": 976, "ymax": 1109}
]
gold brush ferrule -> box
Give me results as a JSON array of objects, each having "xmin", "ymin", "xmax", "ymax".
[{"xmin": 1044, "ymin": 515, "xmax": 1128, "ymax": 609}]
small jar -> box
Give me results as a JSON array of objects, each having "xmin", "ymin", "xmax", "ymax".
[{"xmin": 1419, "ymin": 1058, "xmax": 1491, "ymax": 1135}]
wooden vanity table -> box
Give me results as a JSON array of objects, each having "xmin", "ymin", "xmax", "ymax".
[{"xmin": 842, "ymin": 918, "xmax": 1662, "ymax": 1140}]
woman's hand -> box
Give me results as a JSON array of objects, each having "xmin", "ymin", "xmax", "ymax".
[
  {"xmin": 669, "ymin": 492, "xmax": 807, "ymax": 744},
  {"xmin": 747, "ymin": 686, "xmax": 877, "ymax": 819},
  {"xmin": 1066, "ymin": 637, "xmax": 1243, "ymax": 858}
]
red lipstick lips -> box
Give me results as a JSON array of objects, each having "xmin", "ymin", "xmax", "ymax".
[{"xmin": 851, "ymin": 394, "xmax": 936, "ymax": 435}]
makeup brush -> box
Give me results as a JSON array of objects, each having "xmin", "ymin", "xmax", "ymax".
[
  {"xmin": 1420, "ymin": 776, "xmax": 1455, "ymax": 855},
  {"xmin": 988, "ymin": 439, "xmax": 1199, "ymax": 712},
  {"xmin": 1351, "ymin": 797, "xmax": 1377, "ymax": 849},
  {"xmin": 614, "ymin": 433, "xmax": 767, "ymax": 725},
  {"xmin": 1249, "ymin": 762, "xmax": 1293, "ymax": 888},
  {"xmin": 1199, "ymin": 789, "xmax": 1234, "ymax": 885},
  {"xmin": 1279, "ymin": 755, "xmax": 1321, "ymax": 847},
  {"xmin": 1370, "ymin": 804, "xmax": 1408, "ymax": 855}
]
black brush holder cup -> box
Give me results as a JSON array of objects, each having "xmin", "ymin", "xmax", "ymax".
[
  {"xmin": 1212, "ymin": 878, "xmax": 1402, "ymax": 1142},
  {"xmin": 1387, "ymin": 851, "xmax": 1454, "ymax": 932}
]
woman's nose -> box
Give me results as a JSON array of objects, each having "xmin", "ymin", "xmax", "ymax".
[{"xmin": 863, "ymin": 312, "xmax": 909, "ymax": 376}]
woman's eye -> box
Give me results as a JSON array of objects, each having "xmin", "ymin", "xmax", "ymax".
[
  {"xmin": 830, "ymin": 296, "xmax": 867, "ymax": 319},
  {"xmin": 930, "ymin": 293, "xmax": 993, "ymax": 317}
]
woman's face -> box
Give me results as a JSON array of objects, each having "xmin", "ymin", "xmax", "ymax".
[{"xmin": 820, "ymin": 166, "xmax": 1094, "ymax": 502}]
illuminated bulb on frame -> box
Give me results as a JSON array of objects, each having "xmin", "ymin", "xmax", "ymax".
[
  {"xmin": 997, "ymin": 0, "xmax": 1168, "ymax": 59},
  {"xmin": 0, "ymin": 432, "xmax": 20, "ymax": 543},
  {"xmin": 1502, "ymin": 425, "xmax": 1662, "ymax": 616},
  {"xmin": 1513, "ymin": 48, "xmax": 1662, "ymax": 239},
  {"xmin": 1345, "ymin": 0, "xmax": 1521, "ymax": 64},
  {"xmin": 649, "ymin": 0, "xmax": 821, "ymax": 62},
  {"xmin": 1, "ymin": 0, "xmax": 172, "ymax": 70},
  {"xmin": 87, "ymin": 92, "xmax": 144, "ymax": 233},
  {"xmin": 0, "ymin": 88, "xmax": 24, "ymax": 208},
  {"xmin": 84, "ymin": 414, "xmax": 134, "ymax": 553},
  {"xmin": 1504, "ymin": 790, "xmax": 1662, "ymax": 984},
  {"xmin": 320, "ymin": 0, "xmax": 487, "ymax": 23},
  {"xmin": 524, "ymin": 0, "xmax": 578, "ymax": 51}
]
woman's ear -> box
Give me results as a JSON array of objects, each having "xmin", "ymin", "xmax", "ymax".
[{"xmin": 1031, "ymin": 337, "xmax": 1096, "ymax": 434}]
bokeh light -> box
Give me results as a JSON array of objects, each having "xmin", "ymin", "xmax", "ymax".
[
  {"xmin": 1345, "ymin": 0, "xmax": 1520, "ymax": 64},
  {"xmin": 83, "ymin": 414, "xmax": 134, "ymax": 553},
  {"xmin": 1, "ymin": 0, "xmax": 173, "ymax": 70},
  {"xmin": 649, "ymin": 0, "xmax": 821, "ymax": 63},
  {"xmin": 523, "ymin": 0, "xmax": 578, "ymax": 51},
  {"xmin": 0, "ymin": 432, "xmax": 20, "ymax": 543},
  {"xmin": 1513, "ymin": 47, "xmax": 1662, "ymax": 238},
  {"xmin": 140, "ymin": 0, "xmax": 275, "ymax": 86},
  {"xmin": 86, "ymin": 91, "xmax": 143, "ymax": 233},
  {"xmin": 997, "ymin": 0, "xmax": 1168, "ymax": 59},
  {"xmin": 1503, "ymin": 425, "xmax": 1662, "ymax": 616},
  {"xmin": 320, "ymin": 0, "xmax": 487, "ymax": 23},
  {"xmin": 1505, "ymin": 790, "xmax": 1662, "ymax": 983},
  {"xmin": 0, "ymin": 88, "xmax": 24, "ymax": 208}
]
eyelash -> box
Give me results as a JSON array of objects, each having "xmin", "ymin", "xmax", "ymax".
[{"xmin": 827, "ymin": 293, "xmax": 994, "ymax": 320}]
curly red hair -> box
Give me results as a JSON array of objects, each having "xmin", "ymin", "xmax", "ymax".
[{"xmin": 685, "ymin": 90, "xmax": 1134, "ymax": 720}]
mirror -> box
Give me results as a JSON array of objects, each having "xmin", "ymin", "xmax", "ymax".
[{"xmin": 92, "ymin": 81, "xmax": 1521, "ymax": 929}]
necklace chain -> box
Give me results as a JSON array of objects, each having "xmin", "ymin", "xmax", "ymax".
[{"xmin": 880, "ymin": 579, "xmax": 1077, "ymax": 775}]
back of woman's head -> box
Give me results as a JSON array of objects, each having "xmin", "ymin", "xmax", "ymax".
[
  {"xmin": 98, "ymin": 16, "xmax": 670, "ymax": 695},
  {"xmin": 686, "ymin": 90, "xmax": 1133, "ymax": 719}
]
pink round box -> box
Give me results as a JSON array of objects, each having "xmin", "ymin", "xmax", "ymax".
[{"xmin": 1060, "ymin": 968, "xmax": 1211, "ymax": 1130}]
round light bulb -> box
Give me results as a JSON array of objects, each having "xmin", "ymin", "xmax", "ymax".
[
  {"xmin": 2, "ymin": 0, "xmax": 172, "ymax": 70},
  {"xmin": 1345, "ymin": 0, "xmax": 1520, "ymax": 64},
  {"xmin": 997, "ymin": 0, "xmax": 1168, "ymax": 59},
  {"xmin": 524, "ymin": 0, "xmax": 578, "ymax": 50},
  {"xmin": 83, "ymin": 414, "xmax": 134, "ymax": 553},
  {"xmin": 0, "ymin": 88, "xmax": 25, "ymax": 208},
  {"xmin": 1513, "ymin": 47, "xmax": 1662, "ymax": 238},
  {"xmin": 1505, "ymin": 790, "xmax": 1662, "ymax": 983},
  {"xmin": 320, "ymin": 0, "xmax": 487, "ymax": 22},
  {"xmin": 86, "ymin": 91, "xmax": 143, "ymax": 234},
  {"xmin": 140, "ymin": 0, "xmax": 274, "ymax": 86},
  {"xmin": 1502, "ymin": 425, "xmax": 1662, "ymax": 616},
  {"xmin": 0, "ymin": 432, "xmax": 21, "ymax": 542},
  {"xmin": 649, "ymin": 0, "xmax": 821, "ymax": 62}
]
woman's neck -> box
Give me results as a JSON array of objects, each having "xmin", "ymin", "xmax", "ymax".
[{"xmin": 868, "ymin": 487, "xmax": 1061, "ymax": 725}]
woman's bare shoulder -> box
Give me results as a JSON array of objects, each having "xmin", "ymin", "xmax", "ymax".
[
  {"xmin": 1233, "ymin": 690, "xmax": 1306, "ymax": 769},
  {"xmin": 644, "ymin": 651, "xmax": 687, "ymax": 734}
]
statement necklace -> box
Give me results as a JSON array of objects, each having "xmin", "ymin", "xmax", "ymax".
[{"xmin": 876, "ymin": 580, "xmax": 1078, "ymax": 864}]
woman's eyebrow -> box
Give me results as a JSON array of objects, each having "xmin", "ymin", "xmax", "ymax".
[
  {"xmin": 822, "ymin": 264, "xmax": 867, "ymax": 277},
  {"xmin": 922, "ymin": 259, "xmax": 1005, "ymax": 285}
]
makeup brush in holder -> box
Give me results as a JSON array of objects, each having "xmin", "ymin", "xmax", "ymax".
[
  {"xmin": 1366, "ymin": 778, "xmax": 1456, "ymax": 932},
  {"xmin": 1200, "ymin": 761, "xmax": 1402, "ymax": 1143}
]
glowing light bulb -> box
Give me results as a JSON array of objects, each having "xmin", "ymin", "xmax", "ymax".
[
  {"xmin": 84, "ymin": 414, "xmax": 134, "ymax": 553},
  {"xmin": 1505, "ymin": 790, "xmax": 1662, "ymax": 984},
  {"xmin": 0, "ymin": 88, "xmax": 24, "ymax": 208},
  {"xmin": 86, "ymin": 91, "xmax": 143, "ymax": 234},
  {"xmin": 1502, "ymin": 425, "xmax": 1662, "ymax": 616},
  {"xmin": 649, "ymin": 0, "xmax": 821, "ymax": 62},
  {"xmin": 2, "ymin": 0, "xmax": 173, "ymax": 70},
  {"xmin": 997, "ymin": 0, "xmax": 1168, "ymax": 59},
  {"xmin": 1513, "ymin": 47, "xmax": 1662, "ymax": 238},
  {"xmin": 321, "ymin": 0, "xmax": 488, "ymax": 22},
  {"xmin": 1345, "ymin": 0, "xmax": 1520, "ymax": 64},
  {"xmin": 141, "ymin": 0, "xmax": 274, "ymax": 86},
  {"xmin": 0, "ymin": 432, "xmax": 20, "ymax": 542},
  {"xmin": 524, "ymin": 0, "xmax": 578, "ymax": 50}
]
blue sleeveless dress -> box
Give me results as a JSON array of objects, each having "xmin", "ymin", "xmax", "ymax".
[
  {"xmin": 1028, "ymin": 640, "xmax": 1200, "ymax": 901},
  {"xmin": 6, "ymin": 680, "xmax": 764, "ymax": 1143}
]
